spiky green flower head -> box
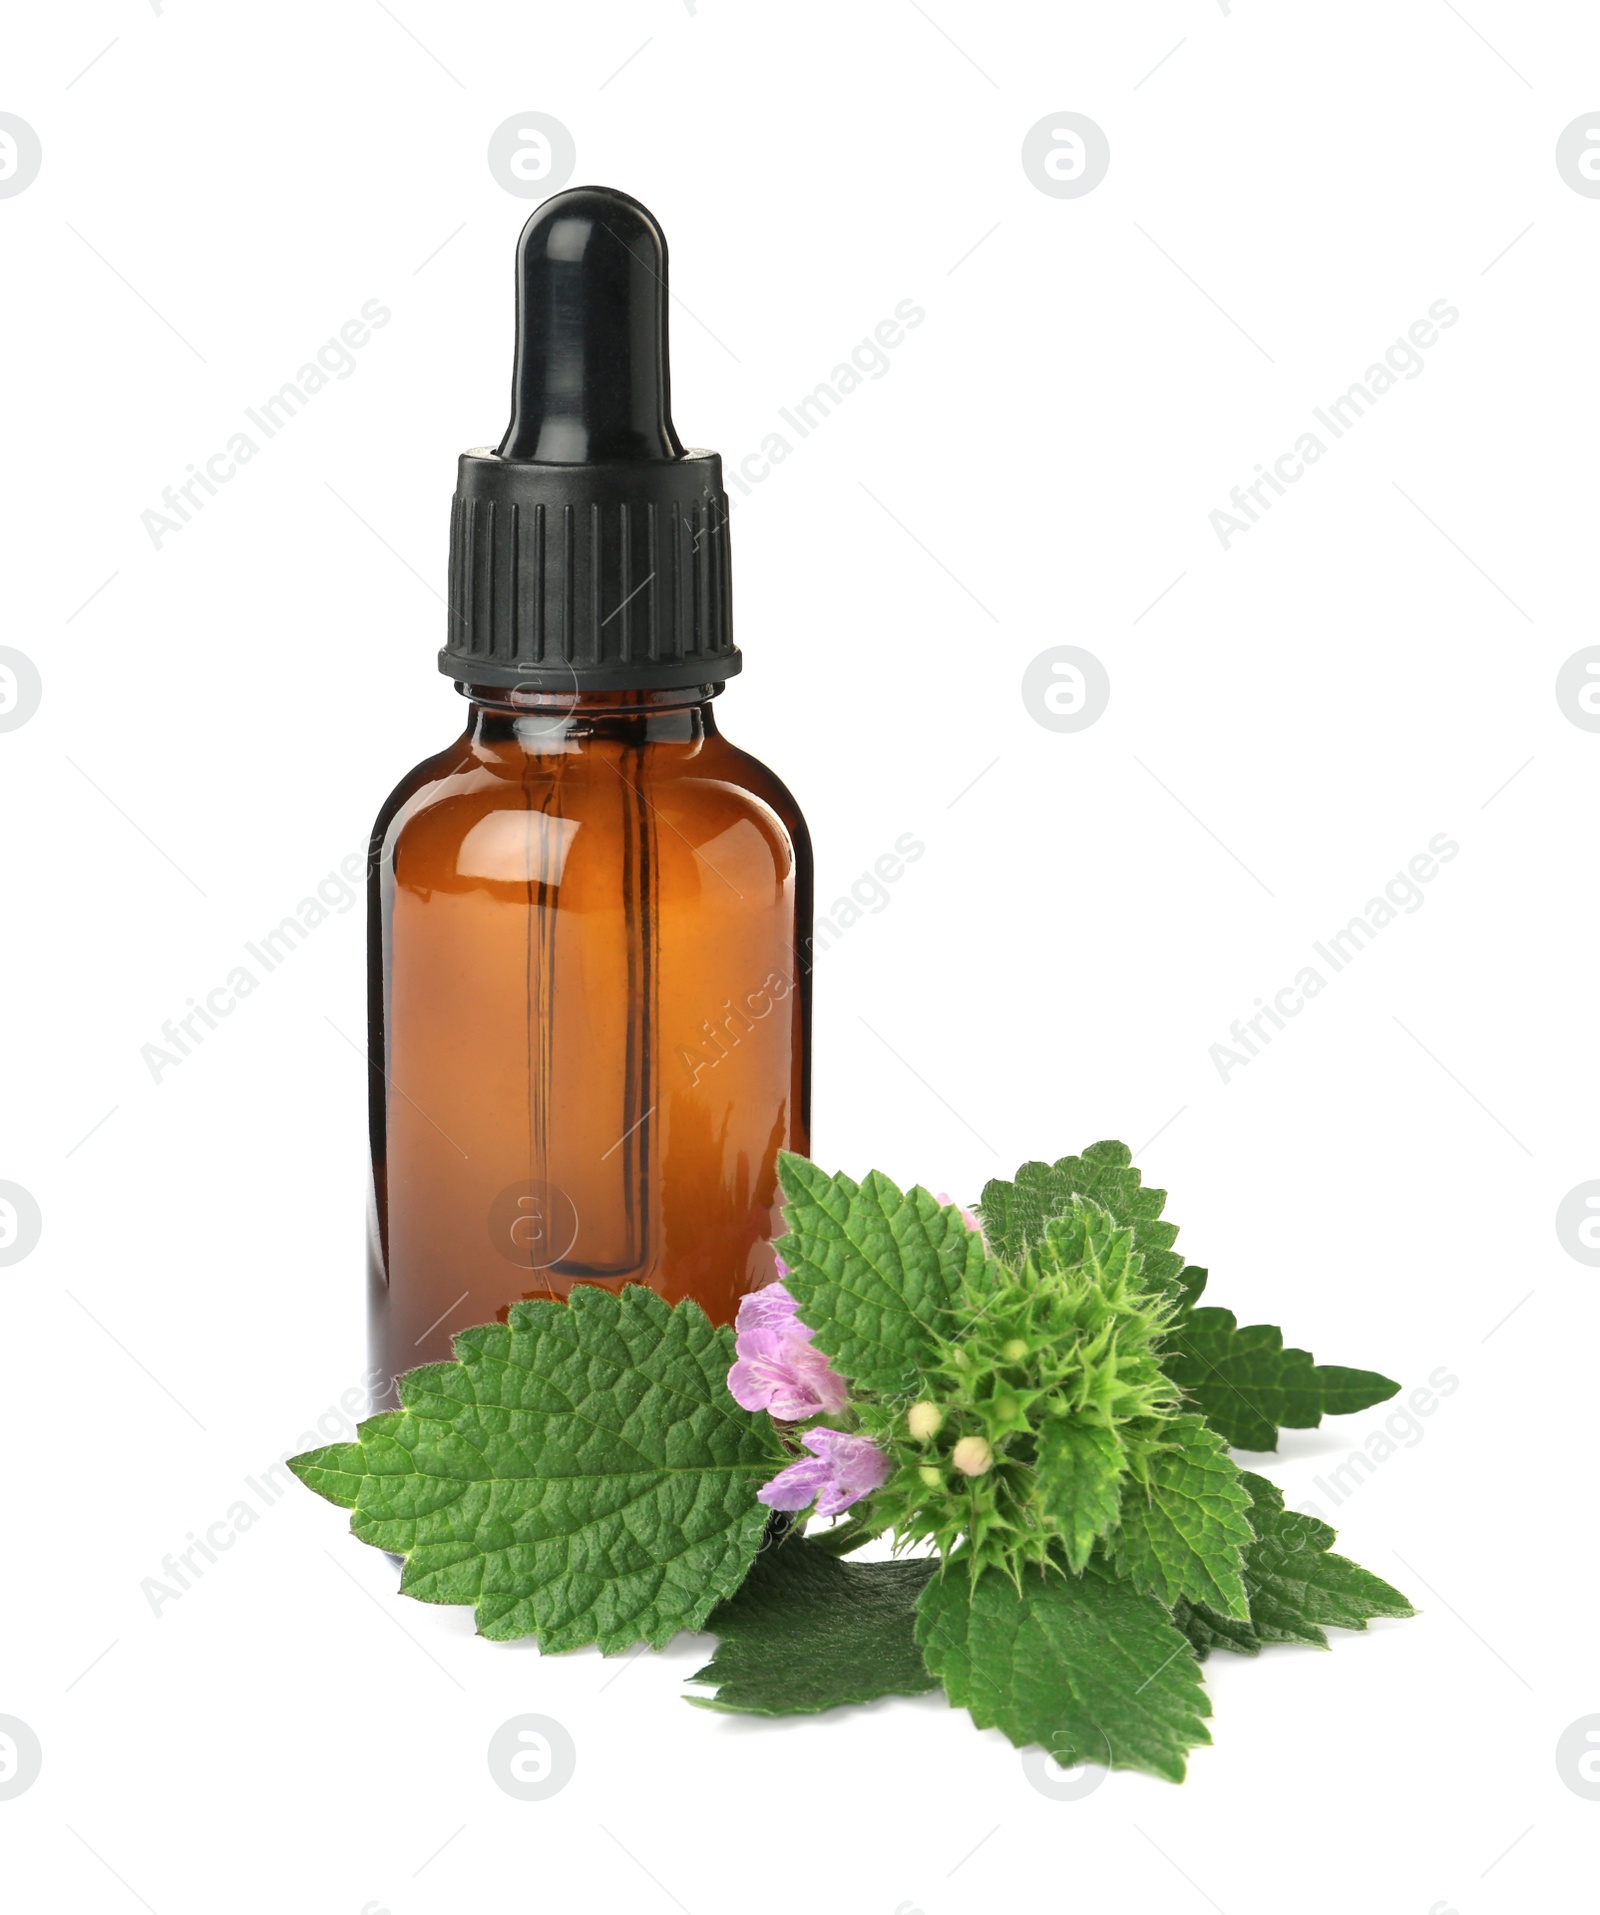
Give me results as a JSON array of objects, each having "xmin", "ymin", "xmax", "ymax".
[{"xmin": 857, "ymin": 1198, "xmax": 1185, "ymax": 1584}]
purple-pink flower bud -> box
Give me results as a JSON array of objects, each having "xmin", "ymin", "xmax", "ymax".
[{"xmin": 934, "ymin": 1191, "xmax": 984, "ymax": 1237}]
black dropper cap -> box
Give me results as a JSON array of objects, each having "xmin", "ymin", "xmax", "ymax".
[{"xmin": 441, "ymin": 186, "xmax": 737, "ymax": 691}]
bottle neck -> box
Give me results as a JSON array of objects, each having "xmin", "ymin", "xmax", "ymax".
[{"xmin": 458, "ymin": 680, "xmax": 723, "ymax": 751}]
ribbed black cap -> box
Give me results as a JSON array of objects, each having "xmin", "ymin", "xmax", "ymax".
[{"xmin": 441, "ymin": 186, "xmax": 738, "ymax": 691}]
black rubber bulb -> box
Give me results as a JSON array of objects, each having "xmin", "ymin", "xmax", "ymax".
[{"xmin": 498, "ymin": 184, "xmax": 685, "ymax": 465}]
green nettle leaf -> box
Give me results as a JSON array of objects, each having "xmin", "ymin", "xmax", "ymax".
[
  {"xmin": 689, "ymin": 1534, "xmax": 938, "ymax": 1716},
  {"xmin": 1174, "ymin": 1472, "xmax": 1415, "ymax": 1658},
  {"xmin": 1162, "ymin": 1306, "xmax": 1400, "ymax": 1451},
  {"xmin": 1109, "ymin": 1416, "xmax": 1253, "ymax": 1618},
  {"xmin": 977, "ymin": 1140, "xmax": 1187, "ymax": 1292},
  {"xmin": 289, "ymin": 1286, "xmax": 785, "ymax": 1654},
  {"xmin": 915, "ymin": 1558, "xmax": 1212, "ymax": 1784},
  {"xmin": 1170, "ymin": 1263, "xmax": 1210, "ymax": 1314},
  {"xmin": 1036, "ymin": 1421, "xmax": 1127, "ymax": 1573},
  {"xmin": 776, "ymin": 1152, "xmax": 988, "ymax": 1395}
]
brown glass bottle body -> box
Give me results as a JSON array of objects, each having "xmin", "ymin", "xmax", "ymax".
[{"xmin": 365, "ymin": 683, "xmax": 811, "ymax": 1401}]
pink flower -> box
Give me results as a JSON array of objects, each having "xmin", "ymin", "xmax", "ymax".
[
  {"xmin": 758, "ymin": 1428, "xmax": 890, "ymax": 1518},
  {"xmin": 934, "ymin": 1191, "xmax": 984, "ymax": 1237},
  {"xmin": 727, "ymin": 1279, "xmax": 848, "ymax": 1422}
]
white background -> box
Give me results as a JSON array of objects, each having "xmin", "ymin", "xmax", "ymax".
[{"xmin": 2, "ymin": 3, "xmax": 1596, "ymax": 1911}]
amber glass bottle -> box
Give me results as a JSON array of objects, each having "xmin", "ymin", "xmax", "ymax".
[{"xmin": 367, "ymin": 187, "xmax": 811, "ymax": 1398}]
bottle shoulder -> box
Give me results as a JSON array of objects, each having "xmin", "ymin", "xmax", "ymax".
[
  {"xmin": 376, "ymin": 726, "xmax": 811, "ymax": 893},
  {"xmin": 372, "ymin": 738, "xmax": 476, "ymax": 838},
  {"xmin": 695, "ymin": 733, "xmax": 812, "ymax": 854}
]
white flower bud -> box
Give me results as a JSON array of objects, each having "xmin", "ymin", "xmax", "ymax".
[
  {"xmin": 918, "ymin": 1464, "xmax": 943, "ymax": 1488},
  {"xmin": 907, "ymin": 1401, "xmax": 943, "ymax": 1442},
  {"xmin": 1002, "ymin": 1337, "xmax": 1028, "ymax": 1362},
  {"xmin": 952, "ymin": 1435, "xmax": 994, "ymax": 1477}
]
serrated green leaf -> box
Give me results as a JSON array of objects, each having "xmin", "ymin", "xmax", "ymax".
[
  {"xmin": 1172, "ymin": 1264, "xmax": 1209, "ymax": 1312},
  {"xmin": 977, "ymin": 1140, "xmax": 1185, "ymax": 1291},
  {"xmin": 776, "ymin": 1153, "xmax": 987, "ymax": 1396},
  {"xmin": 1163, "ymin": 1308, "xmax": 1400, "ymax": 1451},
  {"xmin": 289, "ymin": 1442, "xmax": 368, "ymax": 1508},
  {"xmin": 688, "ymin": 1534, "xmax": 937, "ymax": 1716},
  {"xmin": 290, "ymin": 1285, "xmax": 785, "ymax": 1654},
  {"xmin": 1174, "ymin": 1471, "xmax": 1415, "ymax": 1657},
  {"xmin": 1036, "ymin": 1421, "xmax": 1127, "ymax": 1573},
  {"xmin": 915, "ymin": 1559, "xmax": 1211, "ymax": 1783},
  {"xmin": 1109, "ymin": 1416, "xmax": 1252, "ymax": 1618}
]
